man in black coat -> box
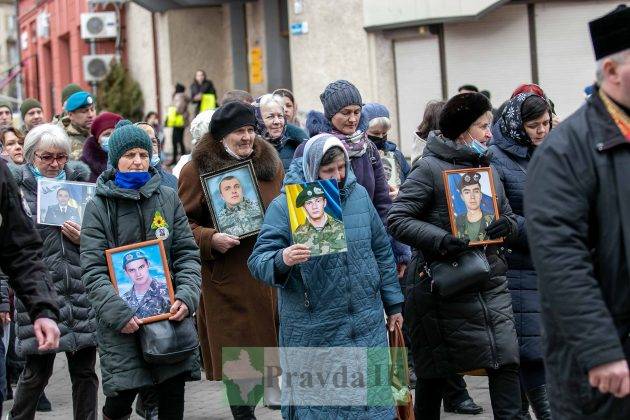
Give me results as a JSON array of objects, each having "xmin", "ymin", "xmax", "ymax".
[
  {"xmin": 525, "ymin": 5, "xmax": 630, "ymax": 418},
  {"xmin": 0, "ymin": 158, "xmax": 60, "ymax": 416},
  {"xmin": 43, "ymin": 187, "xmax": 81, "ymax": 225}
]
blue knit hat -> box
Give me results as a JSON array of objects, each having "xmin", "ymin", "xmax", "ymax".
[
  {"xmin": 108, "ymin": 120, "xmax": 153, "ymax": 167},
  {"xmin": 319, "ymin": 80, "xmax": 363, "ymax": 120},
  {"xmin": 362, "ymin": 103, "xmax": 390, "ymax": 122}
]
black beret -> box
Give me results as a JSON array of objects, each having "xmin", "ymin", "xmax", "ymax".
[
  {"xmin": 210, "ymin": 101, "xmax": 257, "ymax": 141},
  {"xmin": 439, "ymin": 93, "xmax": 492, "ymax": 140},
  {"xmin": 458, "ymin": 172, "xmax": 482, "ymax": 191}
]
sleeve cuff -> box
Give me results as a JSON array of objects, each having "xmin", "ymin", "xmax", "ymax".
[
  {"xmin": 385, "ymin": 303, "xmax": 403, "ymax": 316},
  {"xmin": 34, "ymin": 309, "xmax": 59, "ymax": 323},
  {"xmin": 274, "ymin": 250, "xmax": 291, "ymax": 274}
]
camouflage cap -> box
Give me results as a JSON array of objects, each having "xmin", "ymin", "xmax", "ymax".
[
  {"xmin": 458, "ymin": 171, "xmax": 482, "ymax": 191},
  {"xmin": 295, "ymin": 184, "xmax": 326, "ymax": 208},
  {"xmin": 122, "ymin": 250, "xmax": 149, "ymax": 270}
]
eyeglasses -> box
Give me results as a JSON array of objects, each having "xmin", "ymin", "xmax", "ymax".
[{"xmin": 34, "ymin": 153, "xmax": 68, "ymax": 165}]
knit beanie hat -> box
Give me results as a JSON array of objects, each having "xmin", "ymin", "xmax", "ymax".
[
  {"xmin": 210, "ymin": 101, "xmax": 256, "ymax": 141},
  {"xmin": 90, "ymin": 112, "xmax": 123, "ymax": 139},
  {"xmin": 439, "ymin": 93, "xmax": 492, "ymax": 140},
  {"xmin": 61, "ymin": 83, "xmax": 82, "ymax": 106},
  {"xmin": 0, "ymin": 100, "xmax": 11, "ymax": 112},
  {"xmin": 362, "ymin": 103, "xmax": 390, "ymax": 122},
  {"xmin": 108, "ymin": 120, "xmax": 152, "ymax": 167},
  {"xmin": 320, "ymin": 80, "xmax": 363, "ymax": 120},
  {"xmin": 20, "ymin": 98, "xmax": 42, "ymax": 119}
]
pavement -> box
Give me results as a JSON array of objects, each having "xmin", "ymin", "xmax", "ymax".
[{"xmin": 2, "ymin": 356, "xmax": 496, "ymax": 419}]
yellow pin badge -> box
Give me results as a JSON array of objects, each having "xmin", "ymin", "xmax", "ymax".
[{"xmin": 151, "ymin": 210, "xmax": 170, "ymax": 240}]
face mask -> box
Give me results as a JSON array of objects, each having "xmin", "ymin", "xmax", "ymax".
[
  {"xmin": 28, "ymin": 164, "xmax": 66, "ymax": 180},
  {"xmin": 367, "ymin": 134, "xmax": 388, "ymax": 143},
  {"xmin": 150, "ymin": 154, "xmax": 160, "ymax": 166},
  {"xmin": 466, "ymin": 132, "xmax": 488, "ymax": 156},
  {"xmin": 100, "ymin": 136, "xmax": 110, "ymax": 153}
]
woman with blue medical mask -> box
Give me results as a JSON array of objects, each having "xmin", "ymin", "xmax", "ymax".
[{"xmin": 136, "ymin": 121, "xmax": 178, "ymax": 190}]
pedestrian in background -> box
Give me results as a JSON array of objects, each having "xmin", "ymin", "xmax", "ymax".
[
  {"xmin": 0, "ymin": 101, "xmax": 13, "ymax": 128},
  {"xmin": 19, "ymin": 99, "xmax": 44, "ymax": 135},
  {"xmin": 0, "ymin": 127, "xmax": 25, "ymax": 165},
  {"xmin": 60, "ymin": 91, "xmax": 96, "ymax": 161},
  {"xmin": 136, "ymin": 121, "xmax": 178, "ymax": 190},
  {"xmin": 489, "ymin": 92, "xmax": 552, "ymax": 419},
  {"xmin": 190, "ymin": 70, "xmax": 217, "ymax": 116},
  {"xmin": 389, "ymin": 92, "xmax": 521, "ymax": 419},
  {"xmin": 273, "ymin": 88, "xmax": 303, "ymax": 128},
  {"xmin": 178, "ymin": 101, "xmax": 282, "ymax": 419},
  {"xmin": 166, "ymin": 83, "xmax": 190, "ymax": 165},
  {"xmin": 526, "ymin": 5, "xmax": 630, "ymax": 418},
  {"xmin": 80, "ymin": 112, "xmax": 122, "ymax": 183},
  {"xmin": 80, "ymin": 120, "xmax": 201, "ymax": 420},
  {"xmin": 9, "ymin": 123, "xmax": 98, "ymax": 420},
  {"xmin": 412, "ymin": 100, "xmax": 445, "ymax": 165}
]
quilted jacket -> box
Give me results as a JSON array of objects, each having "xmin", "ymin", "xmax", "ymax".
[
  {"xmin": 489, "ymin": 122, "xmax": 542, "ymax": 362},
  {"xmin": 248, "ymin": 159, "xmax": 403, "ymax": 419}
]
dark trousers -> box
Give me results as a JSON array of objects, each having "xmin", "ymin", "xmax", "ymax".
[
  {"xmin": 171, "ymin": 127, "xmax": 186, "ymax": 161},
  {"xmin": 443, "ymin": 374, "xmax": 472, "ymax": 405},
  {"xmin": 415, "ymin": 364, "xmax": 522, "ymax": 419},
  {"xmin": 10, "ymin": 346, "xmax": 98, "ymax": 420},
  {"xmin": 103, "ymin": 373, "xmax": 186, "ymax": 420},
  {"xmin": 519, "ymin": 360, "xmax": 546, "ymax": 392}
]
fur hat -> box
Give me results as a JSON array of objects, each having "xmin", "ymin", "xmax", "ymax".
[{"xmin": 439, "ymin": 93, "xmax": 492, "ymax": 140}]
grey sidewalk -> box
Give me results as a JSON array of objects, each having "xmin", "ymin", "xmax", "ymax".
[{"xmin": 3, "ymin": 356, "xmax": 495, "ymax": 419}]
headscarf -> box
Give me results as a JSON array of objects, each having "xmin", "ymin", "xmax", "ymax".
[
  {"xmin": 302, "ymin": 134, "xmax": 350, "ymax": 183},
  {"xmin": 498, "ymin": 92, "xmax": 538, "ymax": 146}
]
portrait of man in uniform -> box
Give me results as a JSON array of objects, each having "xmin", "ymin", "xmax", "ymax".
[
  {"xmin": 43, "ymin": 187, "xmax": 81, "ymax": 225},
  {"xmin": 290, "ymin": 182, "xmax": 347, "ymax": 257},
  {"xmin": 443, "ymin": 167, "xmax": 501, "ymax": 246},
  {"xmin": 120, "ymin": 249, "xmax": 171, "ymax": 319},
  {"xmin": 201, "ymin": 161, "xmax": 265, "ymax": 239}
]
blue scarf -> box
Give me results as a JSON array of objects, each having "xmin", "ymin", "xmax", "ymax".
[
  {"xmin": 28, "ymin": 164, "xmax": 66, "ymax": 180},
  {"xmin": 114, "ymin": 171, "xmax": 151, "ymax": 190}
]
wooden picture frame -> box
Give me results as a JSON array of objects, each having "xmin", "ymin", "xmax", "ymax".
[
  {"xmin": 105, "ymin": 239, "xmax": 175, "ymax": 324},
  {"xmin": 442, "ymin": 167, "xmax": 503, "ymax": 246},
  {"xmin": 199, "ymin": 161, "xmax": 265, "ymax": 240}
]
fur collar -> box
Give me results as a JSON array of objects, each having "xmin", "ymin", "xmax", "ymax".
[{"xmin": 192, "ymin": 134, "xmax": 281, "ymax": 181}]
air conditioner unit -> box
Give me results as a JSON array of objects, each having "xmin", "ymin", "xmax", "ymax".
[
  {"xmin": 80, "ymin": 12, "xmax": 118, "ymax": 40},
  {"xmin": 83, "ymin": 54, "xmax": 115, "ymax": 82}
]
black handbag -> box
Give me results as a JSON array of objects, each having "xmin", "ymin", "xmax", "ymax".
[
  {"xmin": 138, "ymin": 318, "xmax": 199, "ymax": 365},
  {"xmin": 428, "ymin": 249, "xmax": 490, "ymax": 297}
]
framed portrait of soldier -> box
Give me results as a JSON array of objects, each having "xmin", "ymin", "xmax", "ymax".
[
  {"xmin": 200, "ymin": 161, "xmax": 265, "ymax": 239},
  {"xmin": 105, "ymin": 239, "xmax": 175, "ymax": 324},
  {"xmin": 285, "ymin": 179, "xmax": 347, "ymax": 257},
  {"xmin": 442, "ymin": 167, "xmax": 502, "ymax": 246},
  {"xmin": 36, "ymin": 178, "xmax": 96, "ymax": 227}
]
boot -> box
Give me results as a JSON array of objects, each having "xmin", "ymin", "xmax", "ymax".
[
  {"xmin": 520, "ymin": 388, "xmax": 533, "ymax": 419},
  {"xmin": 527, "ymin": 385, "xmax": 552, "ymax": 420},
  {"xmin": 36, "ymin": 392, "xmax": 52, "ymax": 412},
  {"xmin": 229, "ymin": 405, "xmax": 256, "ymax": 420}
]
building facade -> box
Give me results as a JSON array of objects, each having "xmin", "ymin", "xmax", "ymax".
[{"xmin": 0, "ymin": 0, "xmax": 19, "ymax": 110}]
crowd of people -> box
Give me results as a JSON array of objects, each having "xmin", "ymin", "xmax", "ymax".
[{"xmin": 0, "ymin": 4, "xmax": 628, "ymax": 420}]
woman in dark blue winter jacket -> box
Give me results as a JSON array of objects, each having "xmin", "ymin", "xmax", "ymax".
[{"xmin": 489, "ymin": 92, "xmax": 552, "ymax": 420}]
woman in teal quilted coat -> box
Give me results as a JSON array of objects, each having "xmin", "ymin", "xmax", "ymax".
[{"xmin": 248, "ymin": 133, "xmax": 404, "ymax": 419}]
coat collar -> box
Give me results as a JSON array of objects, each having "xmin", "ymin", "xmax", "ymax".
[
  {"xmin": 490, "ymin": 122, "xmax": 530, "ymax": 159},
  {"xmin": 191, "ymin": 133, "xmax": 281, "ymax": 181},
  {"xmin": 95, "ymin": 166, "xmax": 162, "ymax": 200},
  {"xmin": 588, "ymin": 85, "xmax": 630, "ymax": 153}
]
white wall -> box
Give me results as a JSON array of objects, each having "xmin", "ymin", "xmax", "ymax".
[{"xmin": 125, "ymin": 3, "xmax": 157, "ymax": 113}]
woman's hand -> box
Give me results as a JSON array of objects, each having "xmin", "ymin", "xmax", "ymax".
[
  {"xmin": 387, "ymin": 313, "xmax": 404, "ymax": 332},
  {"xmin": 169, "ymin": 300, "xmax": 189, "ymax": 321},
  {"xmin": 121, "ymin": 316, "xmax": 142, "ymax": 334},
  {"xmin": 61, "ymin": 221, "xmax": 81, "ymax": 245},
  {"xmin": 0, "ymin": 312, "xmax": 11, "ymax": 324},
  {"xmin": 388, "ymin": 185, "xmax": 399, "ymax": 200},
  {"xmin": 211, "ymin": 233, "xmax": 240, "ymax": 253},
  {"xmin": 282, "ymin": 244, "xmax": 311, "ymax": 266}
]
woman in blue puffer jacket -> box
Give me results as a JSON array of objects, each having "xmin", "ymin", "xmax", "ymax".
[
  {"xmin": 248, "ymin": 133, "xmax": 404, "ymax": 419},
  {"xmin": 489, "ymin": 92, "xmax": 552, "ymax": 420}
]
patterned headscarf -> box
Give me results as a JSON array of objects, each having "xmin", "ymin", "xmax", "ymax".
[{"xmin": 498, "ymin": 92, "xmax": 537, "ymax": 146}]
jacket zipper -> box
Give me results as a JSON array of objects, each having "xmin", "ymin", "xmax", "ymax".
[{"xmin": 478, "ymin": 292, "xmax": 499, "ymax": 369}]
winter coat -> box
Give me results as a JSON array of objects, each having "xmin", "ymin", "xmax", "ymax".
[
  {"xmin": 12, "ymin": 162, "xmax": 96, "ymax": 356},
  {"xmin": 274, "ymin": 124, "xmax": 308, "ymax": 172},
  {"xmin": 388, "ymin": 131, "xmax": 519, "ymax": 378},
  {"xmin": 178, "ymin": 134, "xmax": 281, "ymax": 380},
  {"xmin": 0, "ymin": 159, "xmax": 59, "ymax": 323},
  {"xmin": 58, "ymin": 116, "xmax": 90, "ymax": 161},
  {"xmin": 248, "ymin": 158, "xmax": 403, "ymax": 419},
  {"xmin": 489, "ymin": 117, "xmax": 542, "ymax": 362},
  {"xmin": 154, "ymin": 163, "xmax": 178, "ymax": 190},
  {"xmin": 81, "ymin": 135, "xmax": 108, "ymax": 183},
  {"xmin": 525, "ymin": 87, "xmax": 630, "ymax": 418},
  {"xmin": 80, "ymin": 166, "xmax": 201, "ymax": 396}
]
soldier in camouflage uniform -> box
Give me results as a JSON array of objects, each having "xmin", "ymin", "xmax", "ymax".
[
  {"xmin": 216, "ymin": 175, "xmax": 263, "ymax": 237},
  {"xmin": 121, "ymin": 250, "xmax": 171, "ymax": 319},
  {"xmin": 293, "ymin": 183, "xmax": 347, "ymax": 256},
  {"xmin": 455, "ymin": 171, "xmax": 495, "ymax": 242}
]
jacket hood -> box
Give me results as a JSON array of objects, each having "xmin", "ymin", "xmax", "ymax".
[
  {"xmin": 490, "ymin": 122, "xmax": 530, "ymax": 159},
  {"xmin": 95, "ymin": 166, "xmax": 162, "ymax": 200},
  {"xmin": 283, "ymin": 157, "xmax": 357, "ymax": 200},
  {"xmin": 423, "ymin": 130, "xmax": 490, "ymax": 166},
  {"xmin": 191, "ymin": 133, "xmax": 281, "ymax": 182}
]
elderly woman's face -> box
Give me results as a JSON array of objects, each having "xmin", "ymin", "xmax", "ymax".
[
  {"xmin": 261, "ymin": 103, "xmax": 285, "ymax": 139},
  {"xmin": 331, "ymin": 105, "xmax": 361, "ymax": 135},
  {"xmin": 117, "ymin": 147, "xmax": 150, "ymax": 172},
  {"xmin": 223, "ymin": 126, "xmax": 256, "ymax": 158},
  {"xmin": 33, "ymin": 146, "xmax": 68, "ymax": 178}
]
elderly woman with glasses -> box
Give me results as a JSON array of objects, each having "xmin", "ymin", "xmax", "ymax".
[{"xmin": 8, "ymin": 123, "xmax": 98, "ymax": 420}]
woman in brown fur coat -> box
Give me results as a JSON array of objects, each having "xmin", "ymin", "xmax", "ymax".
[{"xmin": 178, "ymin": 102, "xmax": 282, "ymax": 419}]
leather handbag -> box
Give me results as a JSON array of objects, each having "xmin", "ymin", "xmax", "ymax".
[
  {"xmin": 428, "ymin": 249, "xmax": 490, "ymax": 297},
  {"xmin": 389, "ymin": 323, "xmax": 415, "ymax": 420},
  {"xmin": 138, "ymin": 318, "xmax": 199, "ymax": 365}
]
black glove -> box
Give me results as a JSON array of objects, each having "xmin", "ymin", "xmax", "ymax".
[
  {"xmin": 439, "ymin": 234, "xmax": 470, "ymax": 257},
  {"xmin": 484, "ymin": 216, "xmax": 512, "ymax": 239}
]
